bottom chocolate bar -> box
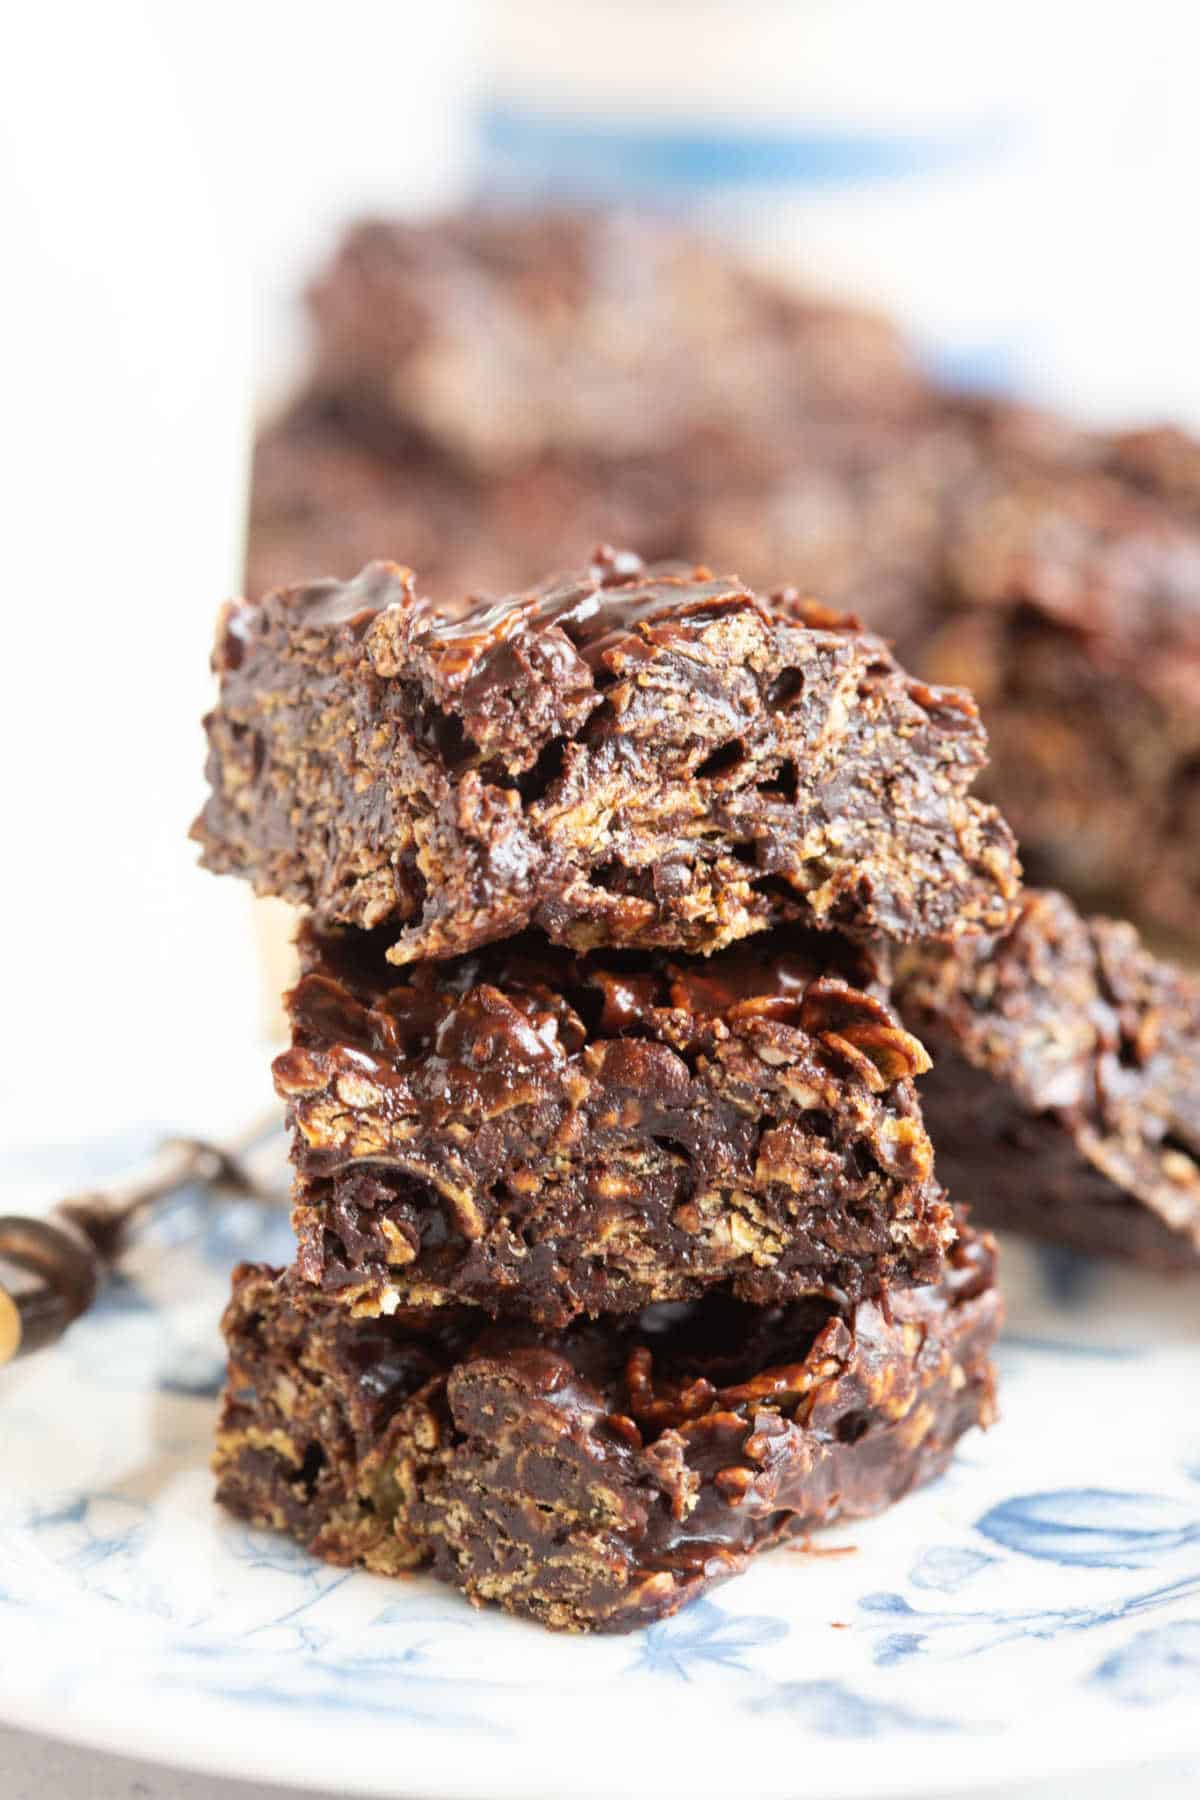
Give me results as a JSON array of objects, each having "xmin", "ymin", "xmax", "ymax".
[{"xmin": 214, "ymin": 1228, "xmax": 1000, "ymax": 1633}]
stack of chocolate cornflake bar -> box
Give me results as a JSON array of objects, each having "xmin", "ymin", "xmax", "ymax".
[{"xmin": 192, "ymin": 548, "xmax": 1198, "ymax": 1633}]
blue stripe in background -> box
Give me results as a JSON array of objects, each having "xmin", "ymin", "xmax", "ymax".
[
  {"xmin": 478, "ymin": 101, "xmax": 1020, "ymax": 197},
  {"xmin": 918, "ymin": 339, "xmax": 1023, "ymax": 394}
]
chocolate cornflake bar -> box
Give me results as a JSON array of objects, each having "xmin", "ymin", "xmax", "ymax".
[
  {"xmin": 245, "ymin": 394, "xmax": 697, "ymax": 606},
  {"xmin": 894, "ymin": 890, "xmax": 1200, "ymax": 1268},
  {"xmin": 915, "ymin": 445, "xmax": 1200, "ymax": 941},
  {"xmin": 1109, "ymin": 422, "xmax": 1200, "ymax": 519},
  {"xmin": 699, "ymin": 399, "xmax": 1096, "ymax": 655},
  {"xmin": 276, "ymin": 921, "xmax": 953, "ymax": 1326},
  {"xmin": 214, "ymin": 1226, "xmax": 1000, "ymax": 1634},
  {"xmin": 194, "ymin": 551, "xmax": 1020, "ymax": 962},
  {"xmin": 303, "ymin": 208, "xmax": 926, "ymax": 475}
]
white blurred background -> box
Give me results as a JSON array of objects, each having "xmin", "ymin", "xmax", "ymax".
[{"xmin": 1, "ymin": 0, "xmax": 1198, "ymax": 1148}]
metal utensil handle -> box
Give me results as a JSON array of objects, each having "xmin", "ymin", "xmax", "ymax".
[{"xmin": 0, "ymin": 1121, "xmax": 281, "ymax": 1366}]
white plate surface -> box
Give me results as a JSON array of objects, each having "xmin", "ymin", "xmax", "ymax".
[{"xmin": 3, "ymin": 1131, "xmax": 1199, "ymax": 1799}]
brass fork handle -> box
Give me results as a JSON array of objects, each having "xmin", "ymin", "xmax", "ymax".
[{"xmin": 0, "ymin": 1128, "xmax": 280, "ymax": 1366}]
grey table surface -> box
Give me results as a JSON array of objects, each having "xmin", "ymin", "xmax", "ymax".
[{"xmin": 4, "ymin": 1727, "xmax": 1198, "ymax": 1800}]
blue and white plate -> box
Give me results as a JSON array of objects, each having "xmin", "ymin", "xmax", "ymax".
[{"xmin": 3, "ymin": 1131, "xmax": 1199, "ymax": 1799}]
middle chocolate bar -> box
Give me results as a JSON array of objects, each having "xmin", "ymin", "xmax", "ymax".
[{"xmin": 275, "ymin": 921, "xmax": 952, "ymax": 1327}]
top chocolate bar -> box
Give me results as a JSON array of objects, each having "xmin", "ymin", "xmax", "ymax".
[{"xmin": 194, "ymin": 550, "xmax": 1021, "ymax": 962}]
